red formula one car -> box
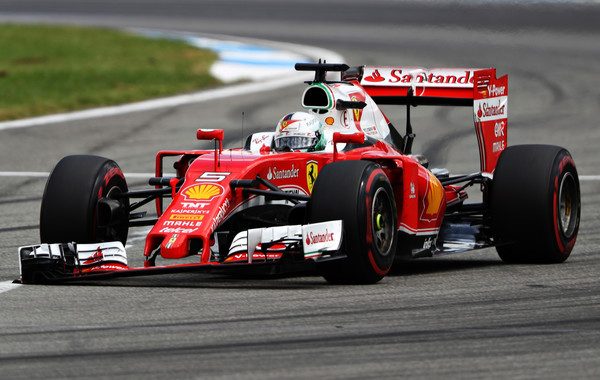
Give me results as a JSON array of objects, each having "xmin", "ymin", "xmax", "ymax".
[{"xmin": 18, "ymin": 63, "xmax": 581, "ymax": 285}]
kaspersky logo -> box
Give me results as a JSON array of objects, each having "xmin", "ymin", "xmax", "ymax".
[{"xmin": 183, "ymin": 184, "xmax": 223, "ymax": 200}]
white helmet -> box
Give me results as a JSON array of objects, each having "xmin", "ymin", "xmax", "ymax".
[{"xmin": 273, "ymin": 112, "xmax": 325, "ymax": 152}]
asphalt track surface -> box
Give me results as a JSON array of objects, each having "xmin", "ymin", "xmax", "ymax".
[{"xmin": 1, "ymin": 1, "xmax": 599, "ymax": 378}]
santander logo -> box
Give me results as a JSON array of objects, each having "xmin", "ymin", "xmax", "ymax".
[
  {"xmin": 363, "ymin": 69, "xmax": 385, "ymax": 82},
  {"xmin": 305, "ymin": 229, "xmax": 334, "ymax": 245},
  {"xmin": 267, "ymin": 165, "xmax": 299, "ymax": 180}
]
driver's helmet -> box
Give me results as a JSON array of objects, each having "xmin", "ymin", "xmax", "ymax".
[{"xmin": 273, "ymin": 112, "xmax": 326, "ymax": 152}]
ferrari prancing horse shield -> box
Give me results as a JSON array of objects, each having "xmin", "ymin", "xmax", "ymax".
[{"xmin": 306, "ymin": 161, "xmax": 319, "ymax": 193}]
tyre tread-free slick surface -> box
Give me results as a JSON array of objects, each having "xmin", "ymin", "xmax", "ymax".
[
  {"xmin": 40, "ymin": 155, "xmax": 129, "ymax": 245},
  {"xmin": 491, "ymin": 144, "xmax": 580, "ymax": 263}
]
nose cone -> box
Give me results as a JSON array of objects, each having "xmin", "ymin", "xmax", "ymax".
[{"xmin": 160, "ymin": 233, "xmax": 193, "ymax": 260}]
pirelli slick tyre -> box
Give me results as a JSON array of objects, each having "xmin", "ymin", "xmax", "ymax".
[
  {"xmin": 491, "ymin": 145, "xmax": 580, "ymax": 263},
  {"xmin": 40, "ymin": 155, "xmax": 129, "ymax": 245},
  {"xmin": 309, "ymin": 160, "xmax": 397, "ymax": 284}
]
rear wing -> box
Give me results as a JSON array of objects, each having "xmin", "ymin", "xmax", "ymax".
[{"xmin": 349, "ymin": 66, "xmax": 508, "ymax": 173}]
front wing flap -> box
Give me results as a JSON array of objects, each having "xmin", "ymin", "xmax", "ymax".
[
  {"xmin": 18, "ymin": 242, "xmax": 128, "ymax": 284},
  {"xmin": 224, "ymin": 220, "xmax": 343, "ymax": 263}
]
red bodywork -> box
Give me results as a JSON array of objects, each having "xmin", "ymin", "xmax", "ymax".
[
  {"xmin": 141, "ymin": 66, "xmax": 508, "ymax": 267},
  {"xmin": 146, "ymin": 141, "xmax": 446, "ymax": 265},
  {"xmin": 20, "ymin": 64, "xmax": 509, "ymax": 283}
]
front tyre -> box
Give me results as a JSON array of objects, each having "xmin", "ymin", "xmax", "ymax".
[
  {"xmin": 40, "ymin": 155, "xmax": 129, "ymax": 245},
  {"xmin": 309, "ymin": 160, "xmax": 397, "ymax": 284},
  {"xmin": 491, "ymin": 145, "xmax": 580, "ymax": 263}
]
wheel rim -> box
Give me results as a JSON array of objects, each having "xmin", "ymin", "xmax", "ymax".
[
  {"xmin": 371, "ymin": 187, "xmax": 394, "ymax": 256},
  {"xmin": 98, "ymin": 185, "xmax": 125, "ymax": 242},
  {"xmin": 558, "ymin": 172, "xmax": 578, "ymax": 239}
]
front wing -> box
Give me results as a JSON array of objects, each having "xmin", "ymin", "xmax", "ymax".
[{"xmin": 18, "ymin": 221, "xmax": 344, "ymax": 284}]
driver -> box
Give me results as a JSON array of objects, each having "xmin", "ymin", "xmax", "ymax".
[{"xmin": 273, "ymin": 112, "xmax": 326, "ymax": 152}]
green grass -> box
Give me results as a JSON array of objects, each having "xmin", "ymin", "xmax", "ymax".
[{"xmin": 0, "ymin": 24, "xmax": 220, "ymax": 121}]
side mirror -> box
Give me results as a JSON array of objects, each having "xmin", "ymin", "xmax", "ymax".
[
  {"xmin": 333, "ymin": 132, "xmax": 365, "ymax": 160},
  {"xmin": 196, "ymin": 129, "xmax": 224, "ymax": 148},
  {"xmin": 196, "ymin": 129, "xmax": 224, "ymax": 170}
]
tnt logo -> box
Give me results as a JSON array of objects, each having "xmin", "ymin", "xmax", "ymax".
[
  {"xmin": 494, "ymin": 121, "xmax": 505, "ymax": 137},
  {"xmin": 181, "ymin": 202, "xmax": 209, "ymax": 209}
]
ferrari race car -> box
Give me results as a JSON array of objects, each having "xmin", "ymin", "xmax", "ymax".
[{"xmin": 18, "ymin": 62, "xmax": 581, "ymax": 285}]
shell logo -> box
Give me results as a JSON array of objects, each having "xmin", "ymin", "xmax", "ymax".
[{"xmin": 183, "ymin": 184, "xmax": 223, "ymax": 200}]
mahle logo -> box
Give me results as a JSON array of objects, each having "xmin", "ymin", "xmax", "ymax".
[{"xmin": 183, "ymin": 184, "xmax": 222, "ymax": 200}]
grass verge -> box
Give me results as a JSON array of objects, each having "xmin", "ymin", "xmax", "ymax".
[{"xmin": 0, "ymin": 24, "xmax": 220, "ymax": 121}]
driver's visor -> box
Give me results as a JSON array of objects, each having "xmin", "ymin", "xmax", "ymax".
[{"xmin": 274, "ymin": 136, "xmax": 317, "ymax": 151}]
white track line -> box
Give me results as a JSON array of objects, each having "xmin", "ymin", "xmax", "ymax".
[
  {"xmin": 0, "ymin": 280, "xmax": 21, "ymax": 294},
  {"xmin": 580, "ymin": 175, "xmax": 600, "ymax": 181},
  {"xmin": 0, "ymin": 172, "xmax": 157, "ymax": 178},
  {"xmin": 0, "ymin": 171, "xmax": 49, "ymax": 177},
  {"xmin": 0, "ymin": 76, "xmax": 307, "ymax": 130}
]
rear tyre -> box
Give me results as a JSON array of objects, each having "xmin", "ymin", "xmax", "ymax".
[
  {"xmin": 491, "ymin": 145, "xmax": 580, "ymax": 263},
  {"xmin": 40, "ymin": 155, "xmax": 129, "ymax": 245},
  {"xmin": 309, "ymin": 160, "xmax": 397, "ymax": 284}
]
